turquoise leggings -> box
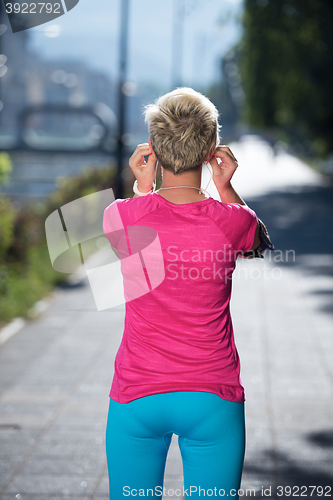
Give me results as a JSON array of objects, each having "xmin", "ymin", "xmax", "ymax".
[{"xmin": 105, "ymin": 391, "xmax": 246, "ymax": 499}]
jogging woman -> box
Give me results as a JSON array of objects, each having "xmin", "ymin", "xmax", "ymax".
[{"xmin": 103, "ymin": 88, "xmax": 273, "ymax": 499}]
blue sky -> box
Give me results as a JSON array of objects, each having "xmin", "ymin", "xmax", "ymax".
[{"xmin": 28, "ymin": 0, "xmax": 243, "ymax": 91}]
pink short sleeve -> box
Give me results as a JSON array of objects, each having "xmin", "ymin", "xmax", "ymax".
[
  {"xmin": 103, "ymin": 200, "xmax": 125, "ymax": 250},
  {"xmin": 226, "ymin": 203, "xmax": 258, "ymax": 253}
]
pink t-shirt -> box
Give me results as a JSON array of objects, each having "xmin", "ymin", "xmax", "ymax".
[{"xmin": 103, "ymin": 192, "xmax": 258, "ymax": 404}]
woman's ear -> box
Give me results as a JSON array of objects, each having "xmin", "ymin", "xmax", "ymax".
[{"xmin": 205, "ymin": 148, "xmax": 215, "ymax": 162}]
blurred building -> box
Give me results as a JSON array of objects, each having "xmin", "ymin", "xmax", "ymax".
[
  {"xmin": 0, "ymin": 24, "xmax": 33, "ymax": 132},
  {"xmin": 0, "ymin": 14, "xmax": 118, "ymax": 203},
  {"xmin": 26, "ymin": 61, "xmax": 115, "ymax": 111},
  {"xmin": 0, "ymin": 17, "xmax": 116, "ymax": 137}
]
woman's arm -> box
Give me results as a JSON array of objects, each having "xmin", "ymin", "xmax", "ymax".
[
  {"xmin": 216, "ymin": 181, "xmax": 265, "ymax": 252},
  {"xmin": 210, "ymin": 146, "xmax": 272, "ymax": 256},
  {"xmin": 216, "ymin": 182, "xmax": 246, "ymax": 206}
]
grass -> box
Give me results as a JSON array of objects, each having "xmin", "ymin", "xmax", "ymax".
[
  {"xmin": 0, "ymin": 242, "xmax": 69, "ymax": 329},
  {"xmin": 0, "ymin": 163, "xmax": 117, "ymax": 331}
]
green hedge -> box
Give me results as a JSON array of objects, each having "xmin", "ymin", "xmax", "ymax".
[{"xmin": 0, "ymin": 164, "xmax": 116, "ymax": 329}]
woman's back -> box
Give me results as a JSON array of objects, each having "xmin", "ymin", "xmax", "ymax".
[{"xmin": 104, "ymin": 192, "xmax": 257, "ymax": 404}]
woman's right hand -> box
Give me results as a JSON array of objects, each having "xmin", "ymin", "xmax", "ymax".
[
  {"xmin": 129, "ymin": 143, "xmax": 156, "ymax": 193},
  {"xmin": 209, "ymin": 146, "xmax": 239, "ymax": 191}
]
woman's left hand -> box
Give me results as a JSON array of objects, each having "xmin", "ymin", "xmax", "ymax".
[
  {"xmin": 129, "ymin": 143, "xmax": 156, "ymax": 193},
  {"xmin": 209, "ymin": 145, "xmax": 239, "ymax": 191}
]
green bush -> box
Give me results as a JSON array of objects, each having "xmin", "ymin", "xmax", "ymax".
[
  {"xmin": 0, "ymin": 152, "xmax": 12, "ymax": 185},
  {"xmin": 0, "ymin": 163, "xmax": 116, "ymax": 328},
  {"xmin": 48, "ymin": 165, "xmax": 116, "ymax": 214},
  {"xmin": 0, "ymin": 197, "xmax": 18, "ymax": 262}
]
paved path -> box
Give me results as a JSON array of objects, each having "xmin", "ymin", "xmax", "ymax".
[{"xmin": 0, "ymin": 135, "xmax": 332, "ymax": 499}]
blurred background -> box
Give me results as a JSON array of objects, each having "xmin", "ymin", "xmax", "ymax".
[
  {"xmin": 0, "ymin": 0, "xmax": 253, "ymax": 323},
  {"xmin": 0, "ymin": 0, "xmax": 331, "ymax": 318},
  {"xmin": 0, "ymin": 1, "xmax": 333, "ymax": 499}
]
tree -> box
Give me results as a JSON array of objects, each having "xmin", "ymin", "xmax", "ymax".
[{"xmin": 239, "ymin": 0, "xmax": 333, "ymax": 156}]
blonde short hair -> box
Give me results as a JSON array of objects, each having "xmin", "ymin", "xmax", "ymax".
[{"xmin": 144, "ymin": 87, "xmax": 221, "ymax": 175}]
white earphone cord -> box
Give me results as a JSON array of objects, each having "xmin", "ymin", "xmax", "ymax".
[
  {"xmin": 203, "ymin": 161, "xmax": 213, "ymax": 195},
  {"xmin": 153, "ymin": 161, "xmax": 213, "ymax": 198}
]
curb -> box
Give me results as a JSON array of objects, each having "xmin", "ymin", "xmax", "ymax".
[
  {"xmin": 0, "ymin": 255, "xmax": 92, "ymax": 347},
  {"xmin": 0, "ymin": 317, "xmax": 26, "ymax": 346},
  {"xmin": 0, "ymin": 286, "xmax": 69, "ymax": 347}
]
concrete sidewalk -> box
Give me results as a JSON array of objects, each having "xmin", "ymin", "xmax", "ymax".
[
  {"xmin": 0, "ymin": 135, "xmax": 332, "ymax": 499},
  {"xmin": 230, "ymin": 136, "xmax": 333, "ymax": 497}
]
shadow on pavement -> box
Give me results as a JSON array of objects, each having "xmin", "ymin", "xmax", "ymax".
[
  {"xmin": 246, "ymin": 184, "xmax": 333, "ymax": 259},
  {"xmin": 246, "ymin": 183, "xmax": 333, "ymax": 317},
  {"xmin": 244, "ymin": 427, "xmax": 333, "ymax": 496},
  {"xmin": 308, "ymin": 429, "xmax": 333, "ymax": 448},
  {"xmin": 57, "ymin": 280, "xmax": 87, "ymax": 290},
  {"xmin": 244, "ymin": 448, "xmax": 333, "ymax": 497}
]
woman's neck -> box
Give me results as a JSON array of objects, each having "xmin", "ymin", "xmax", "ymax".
[
  {"xmin": 156, "ymin": 166, "xmax": 207, "ymax": 204},
  {"xmin": 160, "ymin": 167, "xmax": 201, "ymax": 188}
]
